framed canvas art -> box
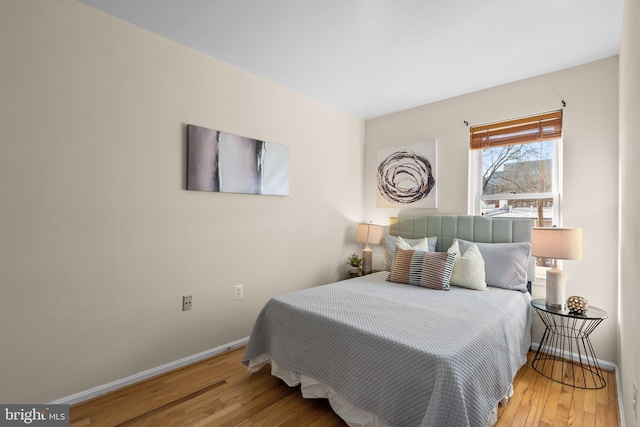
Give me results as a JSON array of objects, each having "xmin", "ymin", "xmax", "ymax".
[
  {"xmin": 376, "ymin": 141, "xmax": 436, "ymax": 208},
  {"xmin": 187, "ymin": 124, "xmax": 289, "ymax": 196}
]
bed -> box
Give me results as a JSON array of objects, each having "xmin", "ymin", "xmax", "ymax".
[{"xmin": 243, "ymin": 215, "xmax": 534, "ymax": 427}]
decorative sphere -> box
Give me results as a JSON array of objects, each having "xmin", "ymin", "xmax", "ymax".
[{"xmin": 567, "ymin": 296, "xmax": 588, "ymax": 314}]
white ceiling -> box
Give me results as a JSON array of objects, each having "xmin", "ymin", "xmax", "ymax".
[{"xmin": 78, "ymin": 0, "xmax": 623, "ymax": 119}]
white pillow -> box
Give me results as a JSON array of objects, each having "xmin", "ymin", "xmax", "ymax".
[
  {"xmin": 447, "ymin": 241, "xmax": 487, "ymax": 290},
  {"xmin": 396, "ymin": 236, "xmax": 430, "ymax": 251},
  {"xmin": 383, "ymin": 235, "xmax": 437, "ymax": 270}
]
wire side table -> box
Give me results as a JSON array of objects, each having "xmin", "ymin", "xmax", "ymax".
[{"xmin": 531, "ymin": 299, "xmax": 607, "ymax": 389}]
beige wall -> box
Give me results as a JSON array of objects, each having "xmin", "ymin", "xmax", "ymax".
[
  {"xmin": 619, "ymin": 0, "xmax": 640, "ymax": 424},
  {"xmin": 0, "ymin": 1, "xmax": 364, "ymax": 403},
  {"xmin": 365, "ymin": 58, "xmax": 619, "ymax": 364},
  {"xmin": 0, "ymin": 0, "xmax": 629, "ymax": 411}
]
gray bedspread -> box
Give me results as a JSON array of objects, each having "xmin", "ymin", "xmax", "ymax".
[{"xmin": 242, "ymin": 272, "xmax": 532, "ymax": 427}]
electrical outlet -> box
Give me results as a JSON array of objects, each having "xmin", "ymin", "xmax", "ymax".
[
  {"xmin": 182, "ymin": 295, "xmax": 192, "ymax": 311},
  {"xmin": 234, "ymin": 284, "xmax": 244, "ymax": 300}
]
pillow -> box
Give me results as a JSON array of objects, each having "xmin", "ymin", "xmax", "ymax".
[
  {"xmin": 387, "ymin": 248, "xmax": 454, "ymax": 290},
  {"xmin": 387, "ymin": 248, "xmax": 419, "ymax": 284},
  {"xmin": 447, "ymin": 241, "xmax": 487, "ymax": 290},
  {"xmin": 383, "ymin": 235, "xmax": 437, "ymax": 271},
  {"xmin": 396, "ymin": 235, "xmax": 430, "ymax": 251},
  {"xmin": 419, "ymin": 251, "xmax": 456, "ymax": 290},
  {"xmin": 454, "ymin": 239, "xmax": 531, "ymax": 292}
]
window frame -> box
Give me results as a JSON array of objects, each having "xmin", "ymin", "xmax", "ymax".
[
  {"xmin": 469, "ymin": 137, "xmax": 563, "ymax": 285},
  {"xmin": 468, "ymin": 132, "xmax": 563, "ymax": 226}
]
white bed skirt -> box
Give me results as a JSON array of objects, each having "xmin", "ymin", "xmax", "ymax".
[{"xmin": 248, "ymin": 353, "xmax": 513, "ymax": 427}]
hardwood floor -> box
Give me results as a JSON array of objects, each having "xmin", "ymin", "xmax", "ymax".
[
  {"xmin": 70, "ymin": 348, "xmax": 620, "ymax": 427},
  {"xmin": 495, "ymin": 353, "xmax": 619, "ymax": 427}
]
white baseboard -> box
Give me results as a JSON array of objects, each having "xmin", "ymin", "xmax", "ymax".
[
  {"xmin": 530, "ymin": 341, "xmax": 625, "ymax": 426},
  {"xmin": 50, "ymin": 337, "xmax": 249, "ymax": 406},
  {"xmin": 616, "ymin": 365, "xmax": 626, "ymax": 427},
  {"xmin": 529, "ymin": 341, "xmax": 616, "ymax": 371}
]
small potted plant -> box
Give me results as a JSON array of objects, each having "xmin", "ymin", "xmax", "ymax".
[{"xmin": 347, "ymin": 253, "xmax": 363, "ymax": 274}]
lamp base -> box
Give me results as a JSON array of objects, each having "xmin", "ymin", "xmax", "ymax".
[
  {"xmin": 362, "ymin": 246, "xmax": 373, "ymax": 275},
  {"xmin": 545, "ymin": 264, "xmax": 566, "ymax": 310}
]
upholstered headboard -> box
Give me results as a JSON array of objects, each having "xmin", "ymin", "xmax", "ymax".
[
  {"xmin": 389, "ymin": 215, "xmax": 536, "ymax": 291},
  {"xmin": 389, "ymin": 215, "xmax": 535, "ymax": 252}
]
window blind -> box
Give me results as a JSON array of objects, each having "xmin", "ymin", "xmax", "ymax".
[{"xmin": 470, "ymin": 110, "xmax": 562, "ymax": 150}]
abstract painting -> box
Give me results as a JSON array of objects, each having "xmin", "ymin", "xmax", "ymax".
[
  {"xmin": 376, "ymin": 141, "xmax": 436, "ymax": 208},
  {"xmin": 187, "ymin": 124, "xmax": 289, "ymax": 196}
]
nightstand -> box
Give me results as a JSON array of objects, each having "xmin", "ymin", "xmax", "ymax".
[
  {"xmin": 347, "ymin": 269, "xmax": 380, "ymax": 279},
  {"xmin": 530, "ymin": 299, "xmax": 607, "ymax": 389}
]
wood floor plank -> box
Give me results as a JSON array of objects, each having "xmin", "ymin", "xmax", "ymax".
[
  {"xmin": 70, "ymin": 348, "xmax": 620, "ymax": 427},
  {"xmin": 535, "ymin": 379, "xmax": 559, "ymax": 426},
  {"xmin": 525, "ymin": 366, "xmax": 554, "ymax": 426},
  {"xmin": 552, "ymin": 384, "xmax": 574, "ymax": 427},
  {"xmin": 569, "ymin": 387, "xmax": 586, "ymax": 426}
]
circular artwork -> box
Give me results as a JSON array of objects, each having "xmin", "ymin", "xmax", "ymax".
[{"xmin": 377, "ymin": 150, "xmax": 435, "ymax": 204}]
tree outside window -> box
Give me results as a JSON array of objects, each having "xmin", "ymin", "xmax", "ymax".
[{"xmin": 480, "ymin": 140, "xmax": 556, "ymax": 227}]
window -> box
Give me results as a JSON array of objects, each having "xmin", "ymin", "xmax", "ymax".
[{"xmin": 468, "ymin": 111, "xmax": 562, "ymax": 227}]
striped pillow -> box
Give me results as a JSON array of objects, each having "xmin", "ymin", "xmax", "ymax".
[
  {"xmin": 387, "ymin": 249, "xmax": 422, "ymax": 285},
  {"xmin": 388, "ymin": 249, "xmax": 455, "ymax": 290},
  {"xmin": 419, "ymin": 252, "xmax": 456, "ymax": 290}
]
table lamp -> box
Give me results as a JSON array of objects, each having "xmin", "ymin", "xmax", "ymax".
[
  {"xmin": 356, "ymin": 223, "xmax": 384, "ymax": 274},
  {"xmin": 531, "ymin": 227, "xmax": 582, "ymax": 309}
]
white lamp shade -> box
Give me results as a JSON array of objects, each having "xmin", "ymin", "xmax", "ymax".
[
  {"xmin": 356, "ymin": 223, "xmax": 384, "ymax": 245},
  {"xmin": 531, "ymin": 227, "xmax": 582, "ymax": 260}
]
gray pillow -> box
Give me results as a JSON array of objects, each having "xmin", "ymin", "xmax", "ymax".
[
  {"xmin": 454, "ymin": 239, "xmax": 531, "ymax": 292},
  {"xmin": 383, "ymin": 235, "xmax": 437, "ymax": 271}
]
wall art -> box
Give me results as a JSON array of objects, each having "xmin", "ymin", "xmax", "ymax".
[
  {"xmin": 376, "ymin": 141, "xmax": 436, "ymax": 208},
  {"xmin": 187, "ymin": 124, "xmax": 289, "ymax": 196}
]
